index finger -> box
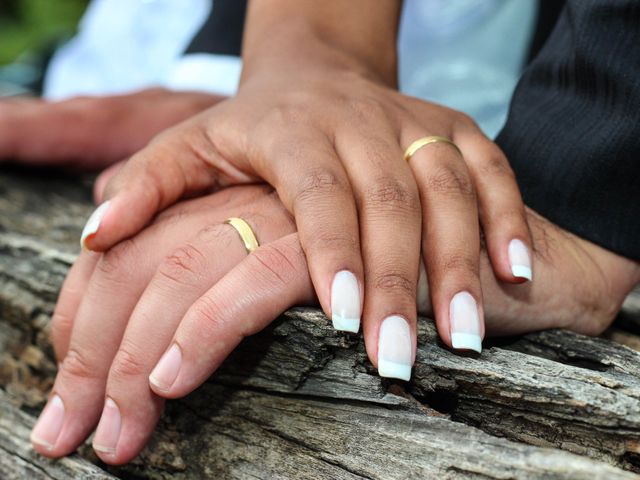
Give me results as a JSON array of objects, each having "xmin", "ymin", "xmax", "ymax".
[{"xmin": 80, "ymin": 111, "xmax": 258, "ymax": 252}]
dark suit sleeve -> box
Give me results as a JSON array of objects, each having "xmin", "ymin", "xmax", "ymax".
[
  {"xmin": 185, "ymin": 0, "xmax": 247, "ymax": 56},
  {"xmin": 496, "ymin": 0, "xmax": 640, "ymax": 261}
]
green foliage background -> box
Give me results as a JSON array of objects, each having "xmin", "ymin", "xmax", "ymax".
[{"xmin": 0, "ymin": 0, "xmax": 88, "ymax": 65}]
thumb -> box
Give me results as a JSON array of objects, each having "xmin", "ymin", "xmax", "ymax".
[
  {"xmin": 93, "ymin": 160, "xmax": 127, "ymax": 204},
  {"xmin": 80, "ymin": 122, "xmax": 256, "ymax": 251}
]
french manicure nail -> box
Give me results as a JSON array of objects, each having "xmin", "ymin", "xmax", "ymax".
[
  {"xmin": 80, "ymin": 201, "xmax": 111, "ymax": 250},
  {"xmin": 93, "ymin": 398, "xmax": 121, "ymax": 455},
  {"xmin": 31, "ymin": 394, "xmax": 65, "ymax": 450},
  {"xmin": 508, "ymin": 238, "xmax": 532, "ymax": 281},
  {"xmin": 330, "ymin": 270, "xmax": 361, "ymax": 333},
  {"xmin": 450, "ymin": 291, "xmax": 482, "ymax": 353},
  {"xmin": 149, "ymin": 343, "xmax": 182, "ymax": 391},
  {"xmin": 378, "ymin": 315, "xmax": 413, "ymax": 381}
]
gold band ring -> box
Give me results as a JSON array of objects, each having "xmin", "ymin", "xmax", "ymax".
[
  {"xmin": 225, "ymin": 217, "xmax": 260, "ymax": 253},
  {"xmin": 404, "ymin": 136, "xmax": 462, "ymax": 162}
]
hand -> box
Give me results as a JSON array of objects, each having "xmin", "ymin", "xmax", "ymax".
[
  {"xmin": 32, "ymin": 185, "xmax": 310, "ymax": 464},
  {"xmin": 77, "ymin": 36, "xmax": 533, "ymax": 383},
  {"xmin": 472, "ymin": 209, "xmax": 639, "ymax": 337},
  {"xmin": 0, "ymin": 88, "xmax": 223, "ymax": 170},
  {"xmin": 32, "ymin": 183, "xmax": 638, "ymax": 464}
]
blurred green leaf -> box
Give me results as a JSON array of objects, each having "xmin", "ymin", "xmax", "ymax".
[{"xmin": 0, "ymin": 0, "xmax": 89, "ymax": 65}]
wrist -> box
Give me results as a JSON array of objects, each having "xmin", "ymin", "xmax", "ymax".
[{"xmin": 240, "ymin": 14, "xmax": 398, "ymax": 89}]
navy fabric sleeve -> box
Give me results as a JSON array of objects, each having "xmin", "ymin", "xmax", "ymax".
[
  {"xmin": 185, "ymin": 0, "xmax": 247, "ymax": 56},
  {"xmin": 497, "ymin": 0, "xmax": 640, "ymax": 261}
]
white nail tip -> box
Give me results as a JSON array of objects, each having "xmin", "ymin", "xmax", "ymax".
[
  {"xmin": 508, "ymin": 239, "xmax": 532, "ymax": 281},
  {"xmin": 378, "ymin": 359, "xmax": 412, "ymax": 381},
  {"xmin": 80, "ymin": 201, "xmax": 111, "ymax": 249},
  {"xmin": 331, "ymin": 271, "xmax": 361, "ymax": 332},
  {"xmin": 511, "ymin": 265, "xmax": 533, "ymax": 281},
  {"xmin": 148, "ymin": 373, "xmax": 165, "ymax": 390},
  {"xmin": 93, "ymin": 444, "xmax": 116, "ymax": 455},
  {"xmin": 451, "ymin": 332, "xmax": 483, "ymax": 353},
  {"xmin": 378, "ymin": 315, "xmax": 413, "ymax": 381},
  {"xmin": 30, "ymin": 434, "xmax": 54, "ymax": 450},
  {"xmin": 332, "ymin": 316, "xmax": 360, "ymax": 333},
  {"xmin": 450, "ymin": 292, "xmax": 483, "ymax": 353},
  {"xmin": 50, "ymin": 395, "xmax": 64, "ymax": 409}
]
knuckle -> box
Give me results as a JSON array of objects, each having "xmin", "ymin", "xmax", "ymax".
[
  {"xmin": 482, "ymin": 208, "xmax": 529, "ymax": 233},
  {"xmin": 294, "ymin": 167, "xmax": 349, "ymax": 208},
  {"xmin": 263, "ymin": 103, "xmax": 311, "ymax": 132},
  {"xmin": 372, "ymin": 271, "xmax": 416, "ymax": 297},
  {"xmin": 453, "ymin": 111, "xmax": 479, "ymax": 131},
  {"xmin": 479, "ymin": 154, "xmax": 515, "ymax": 179},
  {"xmin": 94, "ymin": 239, "xmax": 139, "ymax": 281},
  {"xmin": 307, "ymin": 230, "xmax": 358, "ymax": 254},
  {"xmin": 64, "ymin": 96, "xmax": 97, "ymax": 115},
  {"xmin": 49, "ymin": 312, "xmax": 74, "ymax": 344},
  {"xmin": 157, "ymin": 243, "xmax": 207, "ymax": 286},
  {"xmin": 250, "ymin": 243, "xmax": 301, "ymax": 287},
  {"xmin": 61, "ymin": 348, "xmax": 100, "ymax": 380},
  {"xmin": 191, "ymin": 295, "xmax": 228, "ymax": 332},
  {"xmin": 364, "ymin": 177, "xmax": 419, "ymax": 212},
  {"xmin": 110, "ymin": 343, "xmax": 148, "ymax": 379},
  {"xmin": 424, "ymin": 164, "xmax": 475, "ymax": 198},
  {"xmin": 347, "ymin": 96, "xmax": 386, "ymax": 122},
  {"xmin": 438, "ymin": 253, "xmax": 479, "ymax": 277},
  {"xmin": 493, "ymin": 209, "xmax": 527, "ymax": 229}
]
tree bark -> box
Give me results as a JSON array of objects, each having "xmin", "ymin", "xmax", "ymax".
[{"xmin": 1, "ymin": 168, "xmax": 640, "ymax": 479}]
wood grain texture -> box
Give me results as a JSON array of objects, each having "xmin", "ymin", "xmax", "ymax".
[{"xmin": 1, "ymin": 169, "xmax": 640, "ymax": 479}]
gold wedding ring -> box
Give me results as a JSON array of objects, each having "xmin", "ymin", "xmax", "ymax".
[
  {"xmin": 404, "ymin": 136, "xmax": 462, "ymax": 162},
  {"xmin": 225, "ymin": 217, "xmax": 260, "ymax": 253}
]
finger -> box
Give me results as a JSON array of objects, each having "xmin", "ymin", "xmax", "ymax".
[
  {"xmin": 403, "ymin": 126, "xmax": 485, "ymax": 354},
  {"xmin": 335, "ymin": 120, "xmax": 422, "ymax": 381},
  {"xmin": 94, "ymin": 160, "xmax": 126, "ymax": 204},
  {"xmin": 148, "ymin": 234, "xmax": 315, "ymax": 398},
  {"xmin": 251, "ymin": 129, "xmax": 364, "ymax": 334},
  {"xmin": 49, "ymin": 250, "xmax": 100, "ymax": 363},
  {"xmin": 454, "ymin": 121, "xmax": 533, "ymax": 283},
  {"xmin": 94, "ymin": 200, "xmax": 294, "ymax": 464},
  {"xmin": 80, "ymin": 116, "xmax": 257, "ymax": 252}
]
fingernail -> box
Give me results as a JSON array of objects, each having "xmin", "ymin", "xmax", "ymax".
[
  {"xmin": 31, "ymin": 394, "xmax": 65, "ymax": 450},
  {"xmin": 450, "ymin": 291, "xmax": 482, "ymax": 353},
  {"xmin": 330, "ymin": 270, "xmax": 361, "ymax": 333},
  {"xmin": 80, "ymin": 201, "xmax": 111, "ymax": 250},
  {"xmin": 378, "ymin": 315, "xmax": 413, "ymax": 381},
  {"xmin": 149, "ymin": 343, "xmax": 182, "ymax": 391},
  {"xmin": 93, "ymin": 398, "xmax": 121, "ymax": 455},
  {"xmin": 508, "ymin": 238, "xmax": 532, "ymax": 281}
]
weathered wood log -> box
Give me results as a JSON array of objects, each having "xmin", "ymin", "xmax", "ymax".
[{"xmin": 1, "ymin": 168, "xmax": 640, "ymax": 479}]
